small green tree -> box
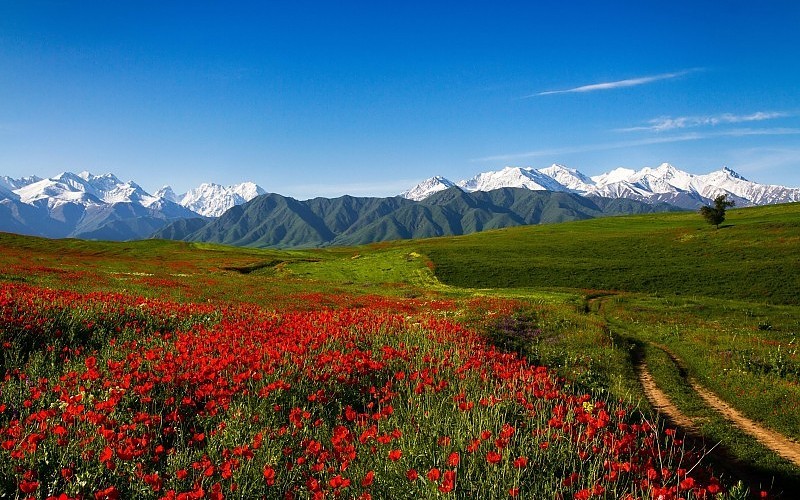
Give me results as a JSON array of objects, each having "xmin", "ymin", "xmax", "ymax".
[{"xmin": 699, "ymin": 194, "xmax": 735, "ymax": 229}]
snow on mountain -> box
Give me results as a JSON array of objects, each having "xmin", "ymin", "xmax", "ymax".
[
  {"xmin": 457, "ymin": 166, "xmax": 565, "ymax": 192},
  {"xmin": 229, "ymin": 181, "xmax": 266, "ymax": 201},
  {"xmin": 401, "ymin": 176, "xmax": 457, "ymax": 201},
  {"xmin": 179, "ymin": 182, "xmax": 266, "ymax": 217},
  {"xmin": 693, "ymin": 167, "xmax": 800, "ymax": 205},
  {"xmin": 2, "ymin": 171, "xmax": 267, "ymax": 240},
  {"xmin": 1, "ymin": 175, "xmax": 42, "ymax": 191},
  {"xmin": 623, "ymin": 163, "xmax": 695, "ymax": 194},
  {"xmin": 402, "ymin": 163, "xmax": 800, "ymax": 209},
  {"xmin": 9, "ymin": 172, "xmax": 266, "ymax": 217},
  {"xmin": 536, "ymin": 164, "xmax": 594, "ymax": 192},
  {"xmin": 154, "ymin": 185, "xmax": 179, "ymax": 203},
  {"xmin": 12, "ymin": 171, "xmax": 161, "ymax": 209},
  {"xmin": 591, "ymin": 167, "xmax": 637, "ymax": 186},
  {"xmin": 15, "ymin": 173, "xmax": 105, "ymax": 208},
  {"xmin": 0, "ymin": 179, "xmax": 18, "ymax": 200}
]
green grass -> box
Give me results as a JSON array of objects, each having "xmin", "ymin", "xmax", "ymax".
[{"xmin": 417, "ymin": 203, "xmax": 800, "ymax": 304}]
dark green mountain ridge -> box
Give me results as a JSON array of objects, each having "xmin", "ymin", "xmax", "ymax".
[{"xmin": 152, "ymin": 187, "xmax": 681, "ymax": 248}]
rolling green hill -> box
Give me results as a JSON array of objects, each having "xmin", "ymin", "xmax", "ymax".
[{"xmin": 417, "ymin": 202, "xmax": 800, "ymax": 304}]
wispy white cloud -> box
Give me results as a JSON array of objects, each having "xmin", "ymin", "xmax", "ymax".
[
  {"xmin": 529, "ymin": 69, "xmax": 698, "ymax": 97},
  {"xmin": 472, "ymin": 128, "xmax": 800, "ymax": 163},
  {"xmin": 620, "ymin": 111, "xmax": 790, "ymax": 132}
]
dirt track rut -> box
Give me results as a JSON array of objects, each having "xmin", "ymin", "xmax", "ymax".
[{"xmin": 648, "ymin": 343, "xmax": 800, "ymax": 468}]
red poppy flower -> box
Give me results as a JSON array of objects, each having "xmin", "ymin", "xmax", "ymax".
[
  {"xmin": 486, "ymin": 450, "xmax": 502, "ymax": 464},
  {"xmin": 362, "ymin": 470, "xmax": 375, "ymax": 487}
]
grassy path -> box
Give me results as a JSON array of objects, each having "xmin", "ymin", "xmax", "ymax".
[
  {"xmin": 587, "ymin": 294, "xmax": 800, "ymax": 492},
  {"xmin": 650, "ymin": 342, "xmax": 800, "ymax": 468},
  {"xmin": 635, "ymin": 357, "xmax": 698, "ymax": 432}
]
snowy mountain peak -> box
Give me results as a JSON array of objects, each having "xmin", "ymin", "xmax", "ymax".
[
  {"xmin": 457, "ymin": 166, "xmax": 563, "ymax": 192},
  {"xmin": 180, "ymin": 181, "xmax": 266, "ymax": 217},
  {"xmin": 154, "ymin": 185, "xmax": 179, "ymax": 203},
  {"xmin": 77, "ymin": 171, "xmax": 120, "ymax": 182},
  {"xmin": 591, "ymin": 167, "xmax": 637, "ymax": 186},
  {"xmin": 5, "ymin": 170, "xmax": 265, "ymax": 218},
  {"xmin": 401, "ymin": 176, "xmax": 457, "ymax": 201},
  {"xmin": 720, "ymin": 166, "xmax": 747, "ymax": 181},
  {"xmin": 229, "ymin": 181, "xmax": 266, "ymax": 200},
  {"xmin": 537, "ymin": 164, "xmax": 594, "ymax": 192}
]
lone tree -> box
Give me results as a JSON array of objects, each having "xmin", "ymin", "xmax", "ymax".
[{"xmin": 700, "ymin": 194, "xmax": 735, "ymax": 229}]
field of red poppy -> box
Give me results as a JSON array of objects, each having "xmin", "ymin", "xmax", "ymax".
[{"xmin": 1, "ymin": 280, "xmax": 729, "ymax": 500}]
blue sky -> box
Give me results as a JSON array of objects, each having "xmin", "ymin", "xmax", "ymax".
[{"xmin": 1, "ymin": 1, "xmax": 799, "ymax": 198}]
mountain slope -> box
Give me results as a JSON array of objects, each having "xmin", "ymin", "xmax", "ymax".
[{"xmin": 156, "ymin": 188, "xmax": 681, "ymax": 248}]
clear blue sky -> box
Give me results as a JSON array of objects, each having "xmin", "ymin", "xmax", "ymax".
[{"xmin": 1, "ymin": 1, "xmax": 799, "ymax": 198}]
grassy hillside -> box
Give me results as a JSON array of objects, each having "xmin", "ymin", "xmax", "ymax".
[{"xmin": 419, "ymin": 202, "xmax": 800, "ymax": 304}]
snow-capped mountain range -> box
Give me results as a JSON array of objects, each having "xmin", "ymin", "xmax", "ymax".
[
  {"xmin": 2, "ymin": 163, "xmax": 799, "ymax": 243},
  {"xmin": 0, "ymin": 171, "xmax": 265, "ymax": 240},
  {"xmin": 401, "ymin": 163, "xmax": 800, "ymax": 208}
]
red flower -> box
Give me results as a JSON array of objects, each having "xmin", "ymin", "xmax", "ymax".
[
  {"xmin": 447, "ymin": 452, "xmax": 460, "ymax": 467},
  {"xmin": 574, "ymin": 490, "xmax": 590, "ymax": 500},
  {"xmin": 263, "ymin": 466, "xmax": 276, "ymax": 486},
  {"xmin": 427, "ymin": 468, "xmax": 441, "ymax": 481},
  {"xmin": 406, "ymin": 469, "xmax": 419, "ymax": 481},
  {"xmin": 362, "ymin": 470, "xmax": 375, "ymax": 487},
  {"xmin": 329, "ymin": 475, "xmax": 351, "ymax": 489},
  {"xmin": 439, "ymin": 470, "xmax": 456, "ymax": 493},
  {"xmin": 94, "ymin": 486, "xmax": 120, "ymax": 500},
  {"xmin": 513, "ymin": 456, "xmax": 528, "ymax": 468},
  {"xmin": 486, "ymin": 450, "xmax": 502, "ymax": 464},
  {"xmin": 388, "ymin": 449, "xmax": 402, "ymax": 461},
  {"xmin": 19, "ymin": 480, "xmax": 39, "ymax": 494}
]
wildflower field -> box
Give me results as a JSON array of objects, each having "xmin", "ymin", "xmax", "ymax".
[{"xmin": 1, "ymin": 281, "xmax": 725, "ymax": 499}]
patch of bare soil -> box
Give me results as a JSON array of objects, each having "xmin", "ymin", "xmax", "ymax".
[{"xmin": 635, "ymin": 359, "xmax": 699, "ymax": 432}]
